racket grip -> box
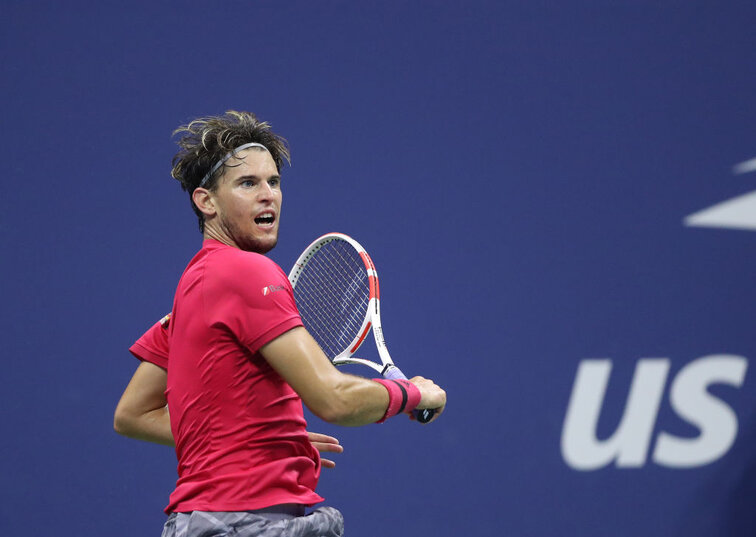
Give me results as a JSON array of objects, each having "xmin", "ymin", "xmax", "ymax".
[{"xmin": 382, "ymin": 365, "xmax": 436, "ymax": 424}]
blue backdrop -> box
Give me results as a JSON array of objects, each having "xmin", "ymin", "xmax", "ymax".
[{"xmin": 2, "ymin": 2, "xmax": 755, "ymax": 536}]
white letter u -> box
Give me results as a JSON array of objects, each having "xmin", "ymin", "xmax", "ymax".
[{"xmin": 561, "ymin": 359, "xmax": 670, "ymax": 470}]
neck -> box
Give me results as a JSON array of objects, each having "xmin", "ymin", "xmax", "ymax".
[{"xmin": 203, "ymin": 223, "xmax": 238, "ymax": 249}]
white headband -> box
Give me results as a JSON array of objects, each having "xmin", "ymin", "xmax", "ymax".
[{"xmin": 198, "ymin": 142, "xmax": 269, "ymax": 188}]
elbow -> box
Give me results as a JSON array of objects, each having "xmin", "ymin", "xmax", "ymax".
[{"xmin": 113, "ymin": 406, "xmax": 135, "ymax": 437}]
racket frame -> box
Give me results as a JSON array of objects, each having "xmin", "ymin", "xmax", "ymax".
[{"xmin": 288, "ymin": 232, "xmax": 404, "ymax": 377}]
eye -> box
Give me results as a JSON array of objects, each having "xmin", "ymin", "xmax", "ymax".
[
  {"xmin": 241, "ymin": 179, "xmax": 255, "ymax": 188},
  {"xmin": 268, "ymin": 177, "xmax": 281, "ymax": 188}
]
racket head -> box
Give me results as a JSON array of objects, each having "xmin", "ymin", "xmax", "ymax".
[{"xmin": 289, "ymin": 233, "xmax": 378, "ymax": 365}]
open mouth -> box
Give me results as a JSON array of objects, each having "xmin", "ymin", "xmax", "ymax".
[{"xmin": 254, "ymin": 212, "xmax": 275, "ymax": 225}]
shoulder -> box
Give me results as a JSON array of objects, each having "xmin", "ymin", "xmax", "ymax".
[{"xmin": 204, "ymin": 246, "xmax": 289, "ymax": 293}]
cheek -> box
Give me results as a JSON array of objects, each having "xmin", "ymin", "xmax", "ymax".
[
  {"xmin": 229, "ymin": 195, "xmax": 251, "ymax": 214},
  {"xmin": 219, "ymin": 200, "xmax": 247, "ymax": 225}
]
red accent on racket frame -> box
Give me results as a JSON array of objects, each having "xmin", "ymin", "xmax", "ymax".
[
  {"xmin": 359, "ymin": 252, "xmax": 380, "ymax": 300},
  {"xmin": 367, "ymin": 275, "xmax": 380, "ymax": 300},
  {"xmin": 350, "ymin": 321, "xmax": 372, "ymax": 354},
  {"xmin": 359, "ymin": 251, "xmax": 373, "ymax": 269}
]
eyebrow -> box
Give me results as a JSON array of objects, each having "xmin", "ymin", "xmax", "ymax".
[{"xmin": 235, "ymin": 174, "xmax": 281, "ymax": 182}]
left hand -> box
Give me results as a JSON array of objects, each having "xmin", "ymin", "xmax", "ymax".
[{"xmin": 308, "ymin": 431, "xmax": 343, "ymax": 469}]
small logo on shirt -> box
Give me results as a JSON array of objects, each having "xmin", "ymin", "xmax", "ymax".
[
  {"xmin": 159, "ymin": 313, "xmax": 172, "ymax": 327},
  {"xmin": 262, "ymin": 285, "xmax": 286, "ymax": 296}
]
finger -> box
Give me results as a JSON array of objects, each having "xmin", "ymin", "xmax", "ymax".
[
  {"xmin": 320, "ymin": 458, "xmax": 337, "ymax": 469},
  {"xmin": 311, "ymin": 442, "xmax": 344, "ymax": 454},
  {"xmin": 307, "ymin": 431, "xmax": 341, "ymax": 445}
]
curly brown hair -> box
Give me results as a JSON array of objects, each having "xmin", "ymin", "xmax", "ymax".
[{"xmin": 171, "ymin": 110, "xmax": 291, "ymax": 232}]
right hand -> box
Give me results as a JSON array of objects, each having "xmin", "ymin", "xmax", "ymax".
[{"xmin": 409, "ymin": 376, "xmax": 446, "ymax": 423}]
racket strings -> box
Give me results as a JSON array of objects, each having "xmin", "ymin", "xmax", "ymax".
[{"xmin": 293, "ymin": 240, "xmax": 370, "ymax": 358}]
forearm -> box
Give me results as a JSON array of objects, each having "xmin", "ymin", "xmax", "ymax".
[
  {"xmin": 310, "ymin": 372, "xmax": 389, "ymax": 426},
  {"xmin": 261, "ymin": 327, "xmax": 390, "ymax": 425},
  {"xmin": 114, "ymin": 405, "xmax": 174, "ymax": 446},
  {"xmin": 114, "ymin": 361, "xmax": 174, "ymax": 446}
]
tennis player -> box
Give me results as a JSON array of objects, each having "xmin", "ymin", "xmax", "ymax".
[{"xmin": 116, "ymin": 111, "xmax": 446, "ymax": 537}]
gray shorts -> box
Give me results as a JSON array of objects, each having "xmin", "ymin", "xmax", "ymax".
[{"xmin": 160, "ymin": 505, "xmax": 344, "ymax": 537}]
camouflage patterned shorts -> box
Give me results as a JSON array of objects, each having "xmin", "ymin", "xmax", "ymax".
[{"xmin": 160, "ymin": 505, "xmax": 344, "ymax": 537}]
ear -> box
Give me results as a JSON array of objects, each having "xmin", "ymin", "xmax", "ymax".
[{"xmin": 192, "ymin": 188, "xmax": 217, "ymax": 218}]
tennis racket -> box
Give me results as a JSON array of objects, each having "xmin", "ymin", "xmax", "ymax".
[{"xmin": 288, "ymin": 232, "xmax": 435, "ymax": 423}]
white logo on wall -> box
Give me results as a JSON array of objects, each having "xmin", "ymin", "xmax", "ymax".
[
  {"xmin": 684, "ymin": 156, "xmax": 756, "ymax": 230},
  {"xmin": 561, "ymin": 158, "xmax": 754, "ymax": 471},
  {"xmin": 561, "ymin": 356, "xmax": 748, "ymax": 470}
]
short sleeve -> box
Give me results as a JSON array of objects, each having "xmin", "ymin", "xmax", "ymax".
[{"xmin": 129, "ymin": 313, "xmax": 171, "ymax": 369}]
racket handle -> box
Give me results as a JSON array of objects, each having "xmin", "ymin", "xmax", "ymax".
[{"xmin": 382, "ymin": 365, "xmax": 436, "ymax": 424}]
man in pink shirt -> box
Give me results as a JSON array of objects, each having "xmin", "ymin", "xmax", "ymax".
[{"xmin": 115, "ymin": 111, "xmax": 446, "ymax": 536}]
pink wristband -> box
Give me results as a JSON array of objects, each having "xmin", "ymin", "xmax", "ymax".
[{"xmin": 373, "ymin": 378, "xmax": 422, "ymax": 423}]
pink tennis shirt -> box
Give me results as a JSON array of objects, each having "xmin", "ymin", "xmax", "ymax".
[{"xmin": 135, "ymin": 239, "xmax": 324, "ymax": 513}]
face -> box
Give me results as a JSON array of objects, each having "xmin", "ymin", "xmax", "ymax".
[{"xmin": 201, "ymin": 148, "xmax": 282, "ymax": 253}]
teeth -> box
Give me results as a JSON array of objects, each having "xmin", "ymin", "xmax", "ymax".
[{"xmin": 255, "ymin": 212, "xmax": 275, "ymax": 224}]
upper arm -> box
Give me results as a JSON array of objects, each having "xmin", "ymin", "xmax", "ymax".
[{"xmin": 260, "ymin": 326, "xmax": 342, "ymax": 410}]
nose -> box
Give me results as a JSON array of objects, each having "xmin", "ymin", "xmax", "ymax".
[{"xmin": 258, "ymin": 181, "xmax": 276, "ymax": 201}]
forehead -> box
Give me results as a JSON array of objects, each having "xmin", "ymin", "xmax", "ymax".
[{"xmin": 220, "ymin": 148, "xmax": 278, "ymax": 180}]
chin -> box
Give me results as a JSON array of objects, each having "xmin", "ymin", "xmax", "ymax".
[{"xmin": 241, "ymin": 236, "xmax": 278, "ymax": 254}]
